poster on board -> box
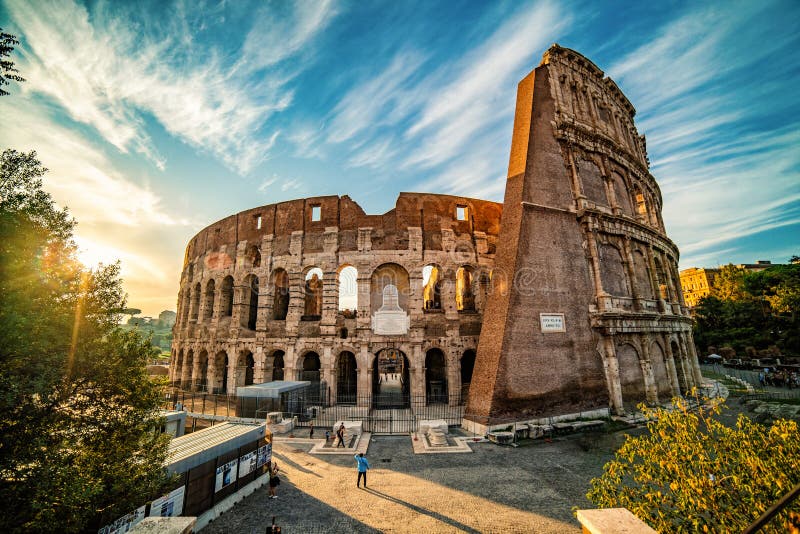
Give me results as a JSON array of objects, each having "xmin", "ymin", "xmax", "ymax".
[
  {"xmin": 214, "ymin": 459, "xmax": 239, "ymax": 492},
  {"xmin": 256, "ymin": 443, "xmax": 272, "ymax": 468},
  {"xmin": 149, "ymin": 486, "xmax": 185, "ymax": 518},
  {"xmin": 239, "ymin": 450, "xmax": 258, "ymax": 477}
]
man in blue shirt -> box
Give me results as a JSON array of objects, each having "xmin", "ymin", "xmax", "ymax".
[{"xmin": 354, "ymin": 453, "xmax": 370, "ymax": 488}]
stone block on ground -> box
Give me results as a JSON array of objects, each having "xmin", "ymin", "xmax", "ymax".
[{"xmin": 419, "ymin": 419, "xmax": 448, "ymax": 435}]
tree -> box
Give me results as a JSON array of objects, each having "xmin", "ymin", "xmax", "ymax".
[
  {"xmin": 0, "ymin": 149, "xmax": 173, "ymax": 532},
  {"xmin": 1, "ymin": 29, "xmax": 25, "ymax": 96},
  {"xmin": 586, "ymin": 399, "xmax": 800, "ymax": 533}
]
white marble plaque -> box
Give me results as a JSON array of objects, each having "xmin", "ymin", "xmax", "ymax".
[
  {"xmin": 371, "ymin": 284, "xmax": 409, "ymax": 335},
  {"xmin": 539, "ymin": 313, "xmax": 565, "ymax": 333}
]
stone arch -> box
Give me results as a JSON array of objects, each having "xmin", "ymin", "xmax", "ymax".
[
  {"xmin": 371, "ymin": 263, "xmax": 410, "ymax": 313},
  {"xmin": 213, "ymin": 350, "xmax": 228, "ymax": 394},
  {"xmin": 174, "ymin": 349, "xmax": 184, "ymax": 386},
  {"xmin": 196, "ymin": 350, "xmax": 209, "ymax": 392},
  {"xmin": 203, "ymin": 279, "xmax": 215, "ymax": 322},
  {"xmin": 422, "ymin": 264, "xmax": 443, "ymax": 311},
  {"xmin": 372, "ymin": 348, "xmax": 410, "ymax": 408},
  {"xmin": 243, "ymin": 274, "xmax": 259, "ymax": 330},
  {"xmin": 245, "ymin": 244, "xmax": 261, "ymax": 268},
  {"xmin": 271, "ymin": 269, "xmax": 289, "ymax": 320},
  {"xmin": 337, "ymin": 265, "xmax": 358, "ymax": 316},
  {"xmin": 650, "ymin": 341, "xmax": 672, "ymax": 401},
  {"xmin": 303, "ymin": 267, "xmax": 323, "ymax": 319},
  {"xmin": 599, "ymin": 243, "xmax": 630, "ymax": 297},
  {"xmin": 634, "ymin": 184, "xmax": 650, "ymax": 222},
  {"xmin": 190, "ymin": 282, "xmax": 201, "ymax": 321},
  {"xmin": 615, "ymin": 342, "xmax": 646, "ymax": 406},
  {"xmin": 671, "ymin": 339, "xmax": 688, "ymax": 394},
  {"xmin": 611, "ymin": 171, "xmax": 634, "ymax": 216},
  {"xmin": 456, "ymin": 265, "xmax": 476, "ymax": 312},
  {"xmin": 577, "ymin": 155, "xmax": 608, "ymax": 206},
  {"xmin": 460, "ymin": 349, "xmax": 476, "ymax": 399},
  {"xmin": 425, "ymin": 348, "xmax": 448, "ymax": 405},
  {"xmin": 220, "ymin": 276, "xmax": 234, "ymax": 317},
  {"xmin": 182, "ymin": 349, "xmax": 194, "ymax": 389},
  {"xmin": 632, "ymin": 249, "xmax": 654, "ymax": 299},
  {"xmin": 299, "ymin": 351, "xmax": 321, "ymax": 384},
  {"xmin": 271, "ymin": 350, "xmax": 285, "ymax": 381},
  {"xmin": 180, "ymin": 289, "xmax": 190, "ymax": 325},
  {"xmin": 336, "ymin": 351, "xmax": 358, "ymax": 403},
  {"xmin": 653, "ymin": 255, "xmax": 670, "ymax": 301},
  {"xmin": 239, "ymin": 350, "xmax": 255, "ymax": 387}
]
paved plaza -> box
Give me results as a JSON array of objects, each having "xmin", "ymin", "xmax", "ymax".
[{"xmin": 202, "ymin": 429, "xmax": 633, "ymax": 533}]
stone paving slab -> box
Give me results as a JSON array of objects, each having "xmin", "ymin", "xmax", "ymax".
[{"xmin": 201, "ymin": 431, "xmax": 628, "ymax": 533}]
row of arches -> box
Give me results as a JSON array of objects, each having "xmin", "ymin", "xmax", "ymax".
[
  {"xmin": 178, "ymin": 262, "xmax": 490, "ymax": 330},
  {"xmin": 575, "ymin": 153, "xmax": 663, "ymax": 231},
  {"xmin": 612, "ymin": 335, "xmax": 698, "ymax": 411},
  {"xmin": 597, "ymin": 239, "xmax": 682, "ymax": 305},
  {"xmin": 172, "ymin": 347, "xmax": 478, "ymax": 406}
]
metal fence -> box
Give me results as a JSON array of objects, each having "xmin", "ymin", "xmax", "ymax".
[{"xmin": 164, "ymin": 389, "xmax": 467, "ymax": 434}]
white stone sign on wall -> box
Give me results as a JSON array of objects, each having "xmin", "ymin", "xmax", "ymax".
[
  {"xmin": 539, "ymin": 313, "xmax": 566, "ymax": 333},
  {"xmin": 372, "ymin": 284, "xmax": 410, "ymax": 335}
]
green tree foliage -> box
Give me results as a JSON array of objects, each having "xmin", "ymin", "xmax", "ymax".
[
  {"xmin": 0, "ymin": 149, "xmax": 173, "ymax": 533},
  {"xmin": 587, "ymin": 399, "xmax": 800, "ymax": 532},
  {"xmin": 694, "ymin": 261, "xmax": 800, "ymax": 356},
  {"xmin": 1, "ymin": 29, "xmax": 25, "ymax": 96}
]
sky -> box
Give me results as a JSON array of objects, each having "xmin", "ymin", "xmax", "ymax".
[{"xmin": 1, "ymin": 0, "xmax": 798, "ymax": 317}]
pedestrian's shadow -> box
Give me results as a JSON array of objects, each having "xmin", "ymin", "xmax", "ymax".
[
  {"xmin": 273, "ymin": 452, "xmax": 323, "ymax": 478},
  {"xmin": 363, "ymin": 487, "xmax": 480, "ymax": 533}
]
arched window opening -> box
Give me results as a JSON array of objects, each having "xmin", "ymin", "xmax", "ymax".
[
  {"xmin": 181, "ymin": 289, "xmax": 191, "ymax": 325},
  {"xmin": 244, "ymin": 352, "xmax": 255, "ymax": 386},
  {"xmin": 246, "ymin": 245, "xmax": 261, "ymax": 268},
  {"xmin": 272, "ymin": 269, "xmax": 289, "ymax": 320},
  {"xmin": 654, "ymin": 256, "xmax": 670, "ymax": 301},
  {"xmin": 616, "ymin": 343, "xmax": 645, "ymax": 408},
  {"xmin": 460, "ymin": 349, "xmax": 476, "ymax": 401},
  {"xmin": 244, "ymin": 275, "xmax": 259, "ymax": 330},
  {"xmin": 203, "ymin": 279, "xmax": 215, "ymax": 321},
  {"xmin": 220, "ymin": 276, "xmax": 234, "ymax": 317},
  {"xmin": 456, "ymin": 266, "xmax": 475, "ymax": 312},
  {"xmin": 301, "ymin": 352, "xmax": 321, "ymax": 382},
  {"xmin": 425, "ymin": 348, "xmax": 448, "ymax": 405},
  {"xmin": 272, "ymin": 351, "xmax": 285, "ymax": 381},
  {"xmin": 303, "ymin": 268, "xmax": 323, "ymax": 320},
  {"xmin": 422, "ymin": 265, "xmax": 442, "ymax": 311},
  {"xmin": 635, "ymin": 186, "xmax": 649, "ymax": 220},
  {"xmin": 336, "ymin": 351, "xmax": 358, "ymax": 404},
  {"xmin": 599, "ymin": 244, "xmax": 630, "ymax": 297},
  {"xmin": 338, "ymin": 265, "xmax": 358, "ymax": 317}
]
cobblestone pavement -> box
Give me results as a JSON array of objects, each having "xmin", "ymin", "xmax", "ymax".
[{"xmin": 202, "ymin": 430, "xmax": 633, "ymax": 533}]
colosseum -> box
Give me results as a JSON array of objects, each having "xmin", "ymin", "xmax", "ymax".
[{"xmin": 170, "ymin": 44, "xmax": 702, "ymax": 429}]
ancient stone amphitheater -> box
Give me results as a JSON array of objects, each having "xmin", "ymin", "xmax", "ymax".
[{"xmin": 170, "ymin": 45, "xmax": 702, "ymax": 424}]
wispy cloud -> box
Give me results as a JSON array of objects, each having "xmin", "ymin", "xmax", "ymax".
[
  {"xmin": 322, "ymin": 0, "xmax": 566, "ymax": 198},
  {"xmin": 5, "ymin": 0, "xmax": 335, "ymax": 175}
]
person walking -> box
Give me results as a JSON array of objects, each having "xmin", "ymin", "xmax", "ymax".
[
  {"xmin": 309, "ymin": 422, "xmax": 314, "ymax": 439},
  {"xmin": 355, "ymin": 453, "xmax": 370, "ymax": 488},
  {"xmin": 336, "ymin": 423, "xmax": 346, "ymax": 448},
  {"xmin": 268, "ymin": 461, "xmax": 280, "ymax": 499}
]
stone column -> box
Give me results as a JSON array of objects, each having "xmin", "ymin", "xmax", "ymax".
[
  {"xmin": 639, "ymin": 340, "xmax": 658, "ymax": 404},
  {"xmin": 322, "ymin": 345, "xmax": 335, "ymax": 404},
  {"xmin": 663, "ymin": 334, "xmax": 681, "ymax": 398},
  {"xmin": 602, "ymin": 336, "xmax": 624, "ymax": 415},
  {"xmin": 254, "ymin": 346, "xmax": 266, "ymax": 383},
  {"xmin": 357, "ymin": 344, "xmax": 371, "ymax": 408},
  {"xmin": 447, "ymin": 351, "xmax": 460, "ymax": 407},
  {"xmin": 411, "ymin": 344, "xmax": 425, "ymax": 398},
  {"xmin": 586, "ymin": 229, "xmax": 610, "ymax": 310},
  {"xmin": 684, "ymin": 334, "xmax": 704, "ymax": 386},
  {"xmin": 191, "ymin": 355, "xmax": 202, "ymax": 392}
]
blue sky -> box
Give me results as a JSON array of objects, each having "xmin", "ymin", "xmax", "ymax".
[{"xmin": 1, "ymin": 0, "xmax": 798, "ymax": 317}]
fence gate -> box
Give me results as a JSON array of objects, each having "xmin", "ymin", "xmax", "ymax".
[{"xmin": 366, "ymin": 408, "xmax": 415, "ymax": 434}]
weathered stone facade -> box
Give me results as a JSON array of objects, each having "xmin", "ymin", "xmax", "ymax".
[
  {"xmin": 466, "ymin": 44, "xmax": 701, "ymax": 426},
  {"xmin": 170, "ymin": 44, "xmax": 702, "ymax": 421},
  {"xmin": 170, "ymin": 193, "xmax": 501, "ymax": 406}
]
